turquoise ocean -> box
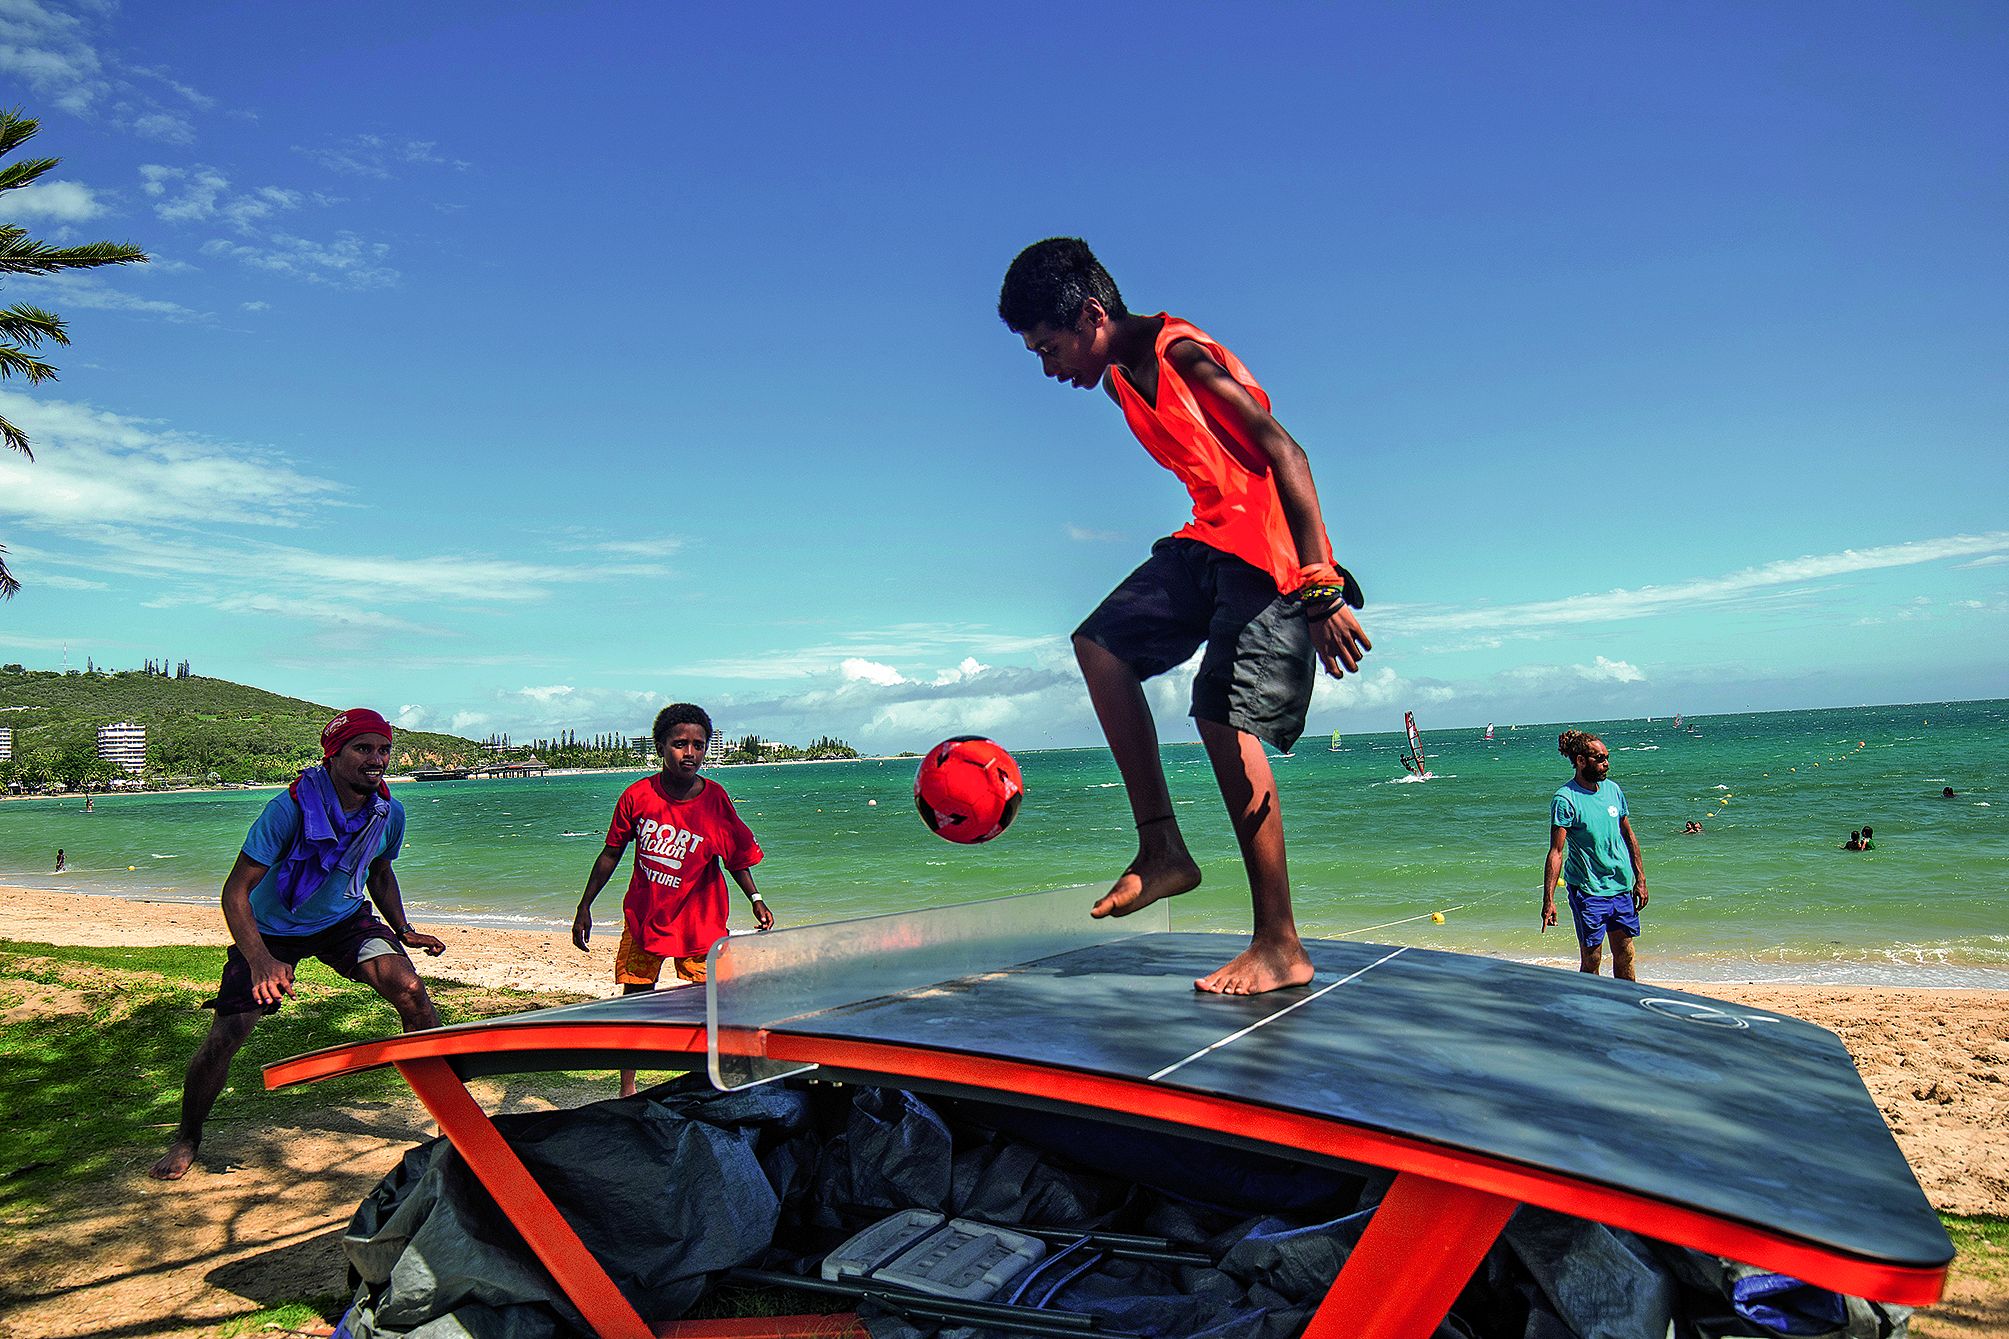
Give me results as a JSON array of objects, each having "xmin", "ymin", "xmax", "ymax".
[{"xmin": 3, "ymin": 700, "xmax": 2002, "ymax": 986}]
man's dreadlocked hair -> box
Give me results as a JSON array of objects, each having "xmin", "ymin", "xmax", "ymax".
[{"xmin": 1557, "ymin": 730, "xmax": 1602, "ymax": 764}]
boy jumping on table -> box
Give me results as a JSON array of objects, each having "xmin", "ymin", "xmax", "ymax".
[
  {"xmin": 573, "ymin": 703, "xmax": 774, "ymax": 1094},
  {"xmin": 998, "ymin": 237, "xmax": 1371, "ymax": 995}
]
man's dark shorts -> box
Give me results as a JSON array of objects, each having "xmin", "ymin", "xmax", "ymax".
[
  {"xmin": 205, "ymin": 907, "xmax": 408, "ymax": 1016},
  {"xmin": 1075, "ymin": 536, "xmax": 1315, "ymax": 753}
]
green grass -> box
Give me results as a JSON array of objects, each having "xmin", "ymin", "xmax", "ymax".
[
  {"xmin": 218, "ymin": 1296, "xmax": 352, "ymax": 1335},
  {"xmin": 0, "ymin": 939, "xmax": 586, "ymax": 1221},
  {"xmin": 1942, "ymin": 1212, "xmax": 2009, "ymax": 1292},
  {"xmin": 1944, "ymin": 1213, "xmax": 2009, "ymax": 1252}
]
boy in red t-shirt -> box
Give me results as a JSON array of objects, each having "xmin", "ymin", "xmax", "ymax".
[
  {"xmin": 572, "ymin": 702, "xmax": 774, "ymax": 1094},
  {"xmin": 999, "ymin": 238, "xmax": 1372, "ymax": 997}
]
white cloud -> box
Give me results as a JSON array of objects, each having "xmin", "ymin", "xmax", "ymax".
[
  {"xmin": 841, "ymin": 658, "xmax": 907, "ymax": 687},
  {"xmin": 200, "ymin": 230, "xmax": 399, "ymax": 289},
  {"xmin": 449, "ymin": 711, "xmax": 492, "ymax": 734},
  {"xmin": 220, "ymin": 185, "xmax": 303, "ymax": 232},
  {"xmin": 1065, "ymin": 524, "xmax": 1123, "ymax": 542},
  {"xmin": 25, "ymin": 570, "xmax": 107, "ymax": 590},
  {"xmin": 1383, "ymin": 532, "xmax": 2009, "ymax": 639},
  {"xmin": 141, "ymin": 590, "xmax": 443, "ymax": 636},
  {"xmin": 516, "ymin": 684, "xmax": 576, "ymax": 704},
  {"xmin": 0, "ymin": 389, "xmax": 339, "ymax": 524},
  {"xmin": 292, "ymin": 134, "xmax": 468, "ymax": 180},
  {"xmin": 933, "ymin": 656, "xmax": 988, "ymax": 685},
  {"xmin": 394, "ymin": 704, "xmax": 430, "ymax": 729},
  {"xmin": 140, "ymin": 163, "xmax": 230, "ymax": 222},
  {"xmin": 1956, "ymin": 555, "xmax": 2009, "ymax": 570},
  {"xmin": 129, "ymin": 110, "xmax": 194, "ymax": 145},
  {"xmin": 591, "ymin": 536, "xmax": 685, "ymax": 557},
  {"xmin": 126, "ymin": 63, "xmax": 215, "ymax": 110},
  {"xmin": 0, "ymin": 2, "xmax": 107, "ymax": 114},
  {"xmin": 7, "ymin": 179, "xmax": 106, "ymax": 222},
  {"xmin": 681, "ymin": 625, "xmax": 1057, "ymax": 682},
  {"xmin": 6, "ymin": 271, "xmax": 205, "ymax": 323},
  {"xmin": 1500, "ymin": 656, "xmax": 1646, "ymax": 686}
]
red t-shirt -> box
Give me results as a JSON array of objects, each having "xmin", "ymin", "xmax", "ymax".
[
  {"xmin": 604, "ymin": 774, "xmax": 763, "ymax": 958},
  {"xmin": 1109, "ymin": 314, "xmax": 1336, "ymax": 595}
]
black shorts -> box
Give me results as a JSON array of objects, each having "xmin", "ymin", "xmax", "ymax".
[
  {"xmin": 204, "ymin": 907, "xmax": 407, "ymax": 1016},
  {"xmin": 1074, "ymin": 537, "xmax": 1316, "ymax": 753}
]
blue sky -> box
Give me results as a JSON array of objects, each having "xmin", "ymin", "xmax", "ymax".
[{"xmin": 2, "ymin": 0, "xmax": 2004, "ymax": 752}]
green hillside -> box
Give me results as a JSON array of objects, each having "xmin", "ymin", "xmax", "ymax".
[{"xmin": 0, "ymin": 665, "xmax": 489, "ymax": 787}]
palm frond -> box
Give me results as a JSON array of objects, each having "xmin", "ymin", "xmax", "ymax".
[
  {"xmin": 0, "ymin": 412, "xmax": 30, "ymax": 458},
  {"xmin": 0, "ymin": 304, "xmax": 67, "ymax": 348},
  {"xmin": 0, "ymin": 547, "xmax": 20, "ymax": 600},
  {"xmin": 0, "ymin": 233, "xmax": 148, "ymax": 276},
  {"xmin": 0, "ymin": 342, "xmax": 59, "ymax": 384},
  {"xmin": 0, "ymin": 156, "xmax": 59, "ymax": 193},
  {"xmin": 0, "ymin": 108, "xmax": 38, "ymax": 161}
]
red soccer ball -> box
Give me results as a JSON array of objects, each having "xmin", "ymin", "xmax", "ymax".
[{"xmin": 914, "ymin": 736, "xmax": 1025, "ymax": 844}]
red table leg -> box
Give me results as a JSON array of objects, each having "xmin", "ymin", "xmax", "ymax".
[
  {"xmin": 395, "ymin": 1057, "xmax": 653, "ymax": 1339},
  {"xmin": 1301, "ymin": 1170, "xmax": 1519, "ymax": 1339}
]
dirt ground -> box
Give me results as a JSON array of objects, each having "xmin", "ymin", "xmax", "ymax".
[
  {"xmin": 0, "ymin": 888, "xmax": 2003, "ymax": 1337},
  {"xmin": 0, "ymin": 1082, "xmax": 600, "ymax": 1339}
]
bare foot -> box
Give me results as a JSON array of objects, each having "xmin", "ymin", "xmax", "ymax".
[
  {"xmin": 1195, "ymin": 939, "xmax": 1315, "ymax": 995},
  {"xmin": 1091, "ymin": 853, "xmax": 1201, "ymax": 919},
  {"xmin": 149, "ymin": 1138, "xmax": 199, "ymax": 1181}
]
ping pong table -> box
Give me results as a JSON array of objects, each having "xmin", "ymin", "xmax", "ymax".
[{"xmin": 265, "ymin": 887, "xmax": 1953, "ymax": 1338}]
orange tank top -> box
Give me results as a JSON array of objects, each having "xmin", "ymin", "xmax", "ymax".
[{"xmin": 1108, "ymin": 315, "xmax": 1334, "ymax": 595}]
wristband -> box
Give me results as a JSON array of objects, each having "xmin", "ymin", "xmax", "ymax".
[
  {"xmin": 749, "ymin": 893, "xmax": 764, "ymax": 902},
  {"xmin": 1293, "ymin": 563, "xmax": 1364, "ymax": 612}
]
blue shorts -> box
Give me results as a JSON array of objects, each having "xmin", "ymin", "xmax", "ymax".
[{"xmin": 1568, "ymin": 887, "xmax": 1640, "ymax": 949}]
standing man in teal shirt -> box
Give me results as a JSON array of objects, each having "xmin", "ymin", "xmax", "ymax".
[{"xmin": 1543, "ymin": 731, "xmax": 1648, "ymax": 980}]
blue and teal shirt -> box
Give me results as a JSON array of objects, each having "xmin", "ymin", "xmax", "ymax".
[
  {"xmin": 242, "ymin": 790, "xmax": 406, "ymax": 937},
  {"xmin": 1551, "ymin": 779, "xmax": 1633, "ymax": 896}
]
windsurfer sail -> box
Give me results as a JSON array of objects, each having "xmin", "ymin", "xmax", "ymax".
[
  {"xmin": 1482, "ymin": 722, "xmax": 1495, "ymax": 741},
  {"xmin": 1329, "ymin": 728, "xmax": 1343, "ymax": 752},
  {"xmin": 1401, "ymin": 712, "xmax": 1428, "ymax": 777}
]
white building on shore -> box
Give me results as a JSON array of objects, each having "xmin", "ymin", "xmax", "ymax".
[
  {"xmin": 0, "ymin": 726, "xmax": 12, "ymax": 761},
  {"xmin": 96, "ymin": 721, "xmax": 147, "ymax": 774}
]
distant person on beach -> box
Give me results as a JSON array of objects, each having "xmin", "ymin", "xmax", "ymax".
[
  {"xmin": 1843, "ymin": 831, "xmax": 1863, "ymax": 851},
  {"xmin": 1682, "ymin": 821, "xmax": 1702, "ymax": 835},
  {"xmin": 1860, "ymin": 825, "xmax": 1875, "ymax": 850},
  {"xmin": 998, "ymin": 237, "xmax": 1370, "ymax": 995},
  {"xmin": 1543, "ymin": 731, "xmax": 1648, "ymax": 981},
  {"xmin": 150, "ymin": 708, "xmax": 446, "ymax": 1181},
  {"xmin": 54, "ymin": 848, "xmax": 65, "ymax": 872},
  {"xmin": 573, "ymin": 703, "xmax": 773, "ymax": 1096},
  {"xmin": 84, "ymin": 796, "xmax": 93, "ymax": 813}
]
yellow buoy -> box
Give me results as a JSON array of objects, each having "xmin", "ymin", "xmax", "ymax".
[
  {"xmin": 127, "ymin": 865, "xmax": 137, "ymax": 871},
  {"xmin": 1430, "ymin": 911, "xmax": 1445, "ymax": 924}
]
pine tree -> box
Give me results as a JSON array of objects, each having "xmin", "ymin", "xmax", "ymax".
[{"xmin": 1, "ymin": 107, "xmax": 148, "ymax": 598}]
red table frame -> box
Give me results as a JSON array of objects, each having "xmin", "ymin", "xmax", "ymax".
[{"xmin": 268, "ymin": 1021, "xmax": 1946, "ymax": 1339}]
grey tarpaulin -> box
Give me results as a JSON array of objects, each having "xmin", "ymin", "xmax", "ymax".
[{"xmin": 334, "ymin": 1077, "xmax": 1909, "ymax": 1339}]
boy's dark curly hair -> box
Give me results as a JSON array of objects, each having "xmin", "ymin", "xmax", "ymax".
[
  {"xmin": 653, "ymin": 702, "xmax": 713, "ymax": 751},
  {"xmin": 998, "ymin": 237, "xmax": 1128, "ymax": 333}
]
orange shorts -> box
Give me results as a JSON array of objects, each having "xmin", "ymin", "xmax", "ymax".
[{"xmin": 615, "ymin": 927, "xmax": 708, "ymax": 988}]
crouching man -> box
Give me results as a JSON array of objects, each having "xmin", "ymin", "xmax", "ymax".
[{"xmin": 151, "ymin": 708, "xmax": 445, "ymax": 1180}]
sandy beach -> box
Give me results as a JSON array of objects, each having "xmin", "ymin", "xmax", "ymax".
[{"xmin": 2, "ymin": 884, "xmax": 2004, "ymax": 1337}]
